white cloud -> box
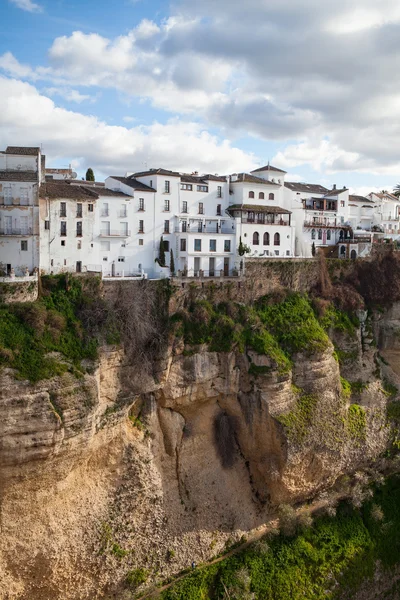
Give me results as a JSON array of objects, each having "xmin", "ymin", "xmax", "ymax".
[
  {"xmin": 44, "ymin": 87, "xmax": 95, "ymax": 104},
  {"xmin": 9, "ymin": 0, "xmax": 42, "ymax": 12},
  {"xmin": 0, "ymin": 77, "xmax": 257, "ymax": 176}
]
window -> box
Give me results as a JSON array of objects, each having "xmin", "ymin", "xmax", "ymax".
[
  {"xmin": 61, "ymin": 240, "xmax": 65, "ymax": 246},
  {"xmin": 20, "ymin": 188, "xmax": 29, "ymax": 206},
  {"xmin": 64, "ymin": 259, "xmax": 67, "ymax": 266},
  {"xmin": 194, "ymin": 239, "xmax": 202, "ymax": 251},
  {"xmin": 77, "ymin": 241, "xmax": 81, "ymax": 249},
  {"xmin": 182, "ymin": 201, "xmax": 188, "ymax": 213},
  {"xmin": 101, "ymin": 222, "xmax": 110, "ymax": 235},
  {"xmin": 88, "ymin": 204, "xmax": 93, "ymax": 212},
  {"xmin": 182, "ymin": 220, "xmax": 187, "ymax": 232},
  {"xmin": 60, "ymin": 222, "xmax": 67, "ymax": 236},
  {"xmin": 120, "ymin": 205, "xmax": 127, "ymax": 218},
  {"xmin": 341, "ymin": 200, "xmax": 345, "ymax": 207},
  {"xmin": 327, "ymin": 230, "xmax": 331, "ymax": 241},
  {"xmin": 118, "ymin": 257, "xmax": 125, "ymax": 262},
  {"xmin": 274, "ymin": 250, "xmax": 279, "ymax": 256},
  {"xmin": 249, "ymin": 191, "xmax": 255, "ymax": 198},
  {"xmin": 181, "ymin": 184, "xmax": 192, "ymax": 191},
  {"xmin": 165, "ymin": 180, "xmax": 170, "ymax": 193},
  {"xmin": 149, "ymin": 180, "xmax": 153, "ymax": 188},
  {"xmin": 44, "ymin": 220, "xmax": 49, "ymax": 230},
  {"xmin": 180, "ymin": 239, "xmax": 187, "ymax": 251},
  {"xmin": 60, "ymin": 202, "xmax": 66, "ymax": 217},
  {"xmin": 121, "ymin": 222, "xmax": 128, "ymax": 236},
  {"xmin": 198, "ymin": 221, "xmax": 203, "ymax": 232},
  {"xmin": 21, "ymin": 240, "xmax": 28, "ymax": 251},
  {"xmin": 318, "ymin": 229, "xmax": 322, "ymax": 240},
  {"xmin": 76, "ymin": 222, "xmax": 82, "ymax": 237},
  {"xmin": 217, "ymin": 204, "xmax": 222, "ymax": 216},
  {"xmin": 253, "ymin": 232, "xmax": 259, "ymax": 245},
  {"xmin": 76, "ymin": 204, "xmax": 82, "ymax": 218},
  {"xmin": 198, "ymin": 202, "xmax": 204, "ymax": 214},
  {"xmin": 164, "ymin": 199, "xmax": 170, "ymax": 212},
  {"xmin": 269, "ymin": 193, "xmax": 275, "ymax": 200},
  {"xmin": 259, "ymin": 192, "xmax": 265, "ymax": 199},
  {"xmin": 51, "ymin": 259, "xmax": 53, "ymax": 266},
  {"xmin": 210, "ymin": 239, "xmax": 216, "ymax": 252},
  {"xmin": 76, "ymin": 261, "xmax": 82, "ymax": 273},
  {"xmin": 101, "ymin": 241, "xmax": 110, "ymax": 251},
  {"xmin": 217, "ymin": 186, "xmax": 222, "ymax": 198},
  {"xmin": 103, "ymin": 257, "xmax": 108, "ymax": 262},
  {"xmin": 274, "ymin": 232, "xmax": 280, "ymax": 246},
  {"xmin": 4, "ymin": 188, "xmax": 12, "ymax": 205},
  {"xmin": 163, "ymin": 240, "xmax": 170, "ymax": 251},
  {"xmin": 197, "ymin": 185, "xmax": 208, "ymax": 192},
  {"xmin": 139, "ymin": 198, "xmax": 145, "ymax": 211},
  {"xmin": 248, "ymin": 212, "xmax": 255, "ymax": 222},
  {"xmin": 102, "ymin": 203, "xmax": 109, "ymax": 217},
  {"xmin": 139, "ymin": 239, "xmax": 144, "ymax": 246},
  {"xmin": 138, "ymin": 220, "xmax": 144, "ymax": 233},
  {"xmin": 263, "ymin": 232, "xmax": 270, "ymax": 245},
  {"xmin": 164, "ymin": 220, "xmax": 170, "ymax": 233},
  {"xmin": 224, "ymin": 240, "xmax": 231, "ymax": 252}
]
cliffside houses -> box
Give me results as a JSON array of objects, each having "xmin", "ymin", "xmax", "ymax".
[{"xmin": 0, "ymin": 146, "xmax": 394, "ymax": 278}]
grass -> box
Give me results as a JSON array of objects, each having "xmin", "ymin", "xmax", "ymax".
[
  {"xmin": 276, "ymin": 393, "xmax": 318, "ymax": 443},
  {"xmin": 0, "ymin": 275, "xmax": 100, "ymax": 382},
  {"xmin": 160, "ymin": 475, "xmax": 400, "ymax": 600},
  {"xmin": 347, "ymin": 404, "xmax": 367, "ymax": 441}
]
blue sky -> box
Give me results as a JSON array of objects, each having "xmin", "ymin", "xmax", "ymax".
[{"xmin": 1, "ymin": 0, "xmax": 400, "ymax": 194}]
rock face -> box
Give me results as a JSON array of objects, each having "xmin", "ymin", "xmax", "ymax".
[{"xmin": 0, "ymin": 301, "xmax": 397, "ymax": 599}]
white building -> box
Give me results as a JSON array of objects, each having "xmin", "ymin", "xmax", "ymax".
[
  {"xmin": 0, "ymin": 146, "xmax": 44, "ymax": 276},
  {"xmin": 367, "ymin": 192, "xmax": 400, "ymax": 237},
  {"xmin": 229, "ymin": 166, "xmax": 295, "ymax": 258},
  {"xmin": 45, "ymin": 166, "xmax": 75, "ymax": 181},
  {"xmin": 348, "ymin": 195, "xmax": 375, "ymax": 232}
]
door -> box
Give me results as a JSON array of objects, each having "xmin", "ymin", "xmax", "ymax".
[
  {"xmin": 20, "ymin": 216, "xmax": 28, "ymax": 235},
  {"xmin": 209, "ymin": 257, "xmax": 215, "ymax": 277},
  {"xmin": 101, "ymin": 221, "xmax": 110, "ymax": 235},
  {"xmin": 4, "ymin": 216, "xmax": 12, "ymax": 234},
  {"xmin": 194, "ymin": 257, "xmax": 200, "ymax": 276},
  {"xmin": 76, "ymin": 261, "xmax": 82, "ymax": 273},
  {"xmin": 224, "ymin": 257, "xmax": 229, "ymax": 276}
]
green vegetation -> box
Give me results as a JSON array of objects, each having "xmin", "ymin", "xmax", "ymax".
[
  {"xmin": 126, "ymin": 568, "xmax": 149, "ymax": 589},
  {"xmin": 0, "ymin": 275, "xmax": 100, "ymax": 382},
  {"xmin": 382, "ymin": 379, "xmax": 398, "ymax": 398},
  {"xmin": 340, "ymin": 377, "xmax": 352, "ymax": 400},
  {"xmin": 347, "ymin": 404, "xmax": 367, "ymax": 441},
  {"xmin": 173, "ymin": 292, "xmax": 331, "ymax": 375},
  {"xmin": 319, "ymin": 304, "xmax": 359, "ymax": 336},
  {"xmin": 160, "ymin": 476, "xmax": 400, "ymax": 600},
  {"xmin": 276, "ymin": 393, "xmax": 318, "ymax": 443}
]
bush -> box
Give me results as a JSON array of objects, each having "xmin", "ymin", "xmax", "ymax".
[{"xmin": 126, "ymin": 567, "xmax": 149, "ymax": 589}]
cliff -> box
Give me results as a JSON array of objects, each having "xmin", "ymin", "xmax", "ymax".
[{"xmin": 1, "ymin": 254, "xmax": 400, "ymax": 599}]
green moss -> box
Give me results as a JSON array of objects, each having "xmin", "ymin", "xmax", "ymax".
[
  {"xmin": 319, "ymin": 304, "xmax": 359, "ymax": 336},
  {"xmin": 341, "ymin": 377, "xmax": 352, "ymax": 400},
  {"xmin": 387, "ymin": 401, "xmax": 400, "ymax": 421},
  {"xmin": 347, "ymin": 404, "xmax": 367, "ymax": 440},
  {"xmin": 350, "ymin": 380, "xmax": 368, "ymax": 394},
  {"xmin": 276, "ymin": 394, "xmax": 318, "ymax": 443},
  {"xmin": 382, "ymin": 379, "xmax": 398, "ymax": 398}
]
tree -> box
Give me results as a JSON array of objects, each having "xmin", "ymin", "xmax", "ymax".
[
  {"xmin": 311, "ymin": 242, "xmax": 316, "ymax": 257},
  {"xmin": 170, "ymin": 249, "xmax": 175, "ymax": 275},
  {"xmin": 155, "ymin": 236, "xmax": 166, "ymax": 267},
  {"xmin": 86, "ymin": 168, "xmax": 95, "ymax": 181},
  {"xmin": 393, "ymin": 184, "xmax": 400, "ymax": 198},
  {"xmin": 238, "ymin": 236, "xmax": 251, "ymax": 256}
]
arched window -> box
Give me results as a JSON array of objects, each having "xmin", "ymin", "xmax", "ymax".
[
  {"xmin": 269, "ymin": 193, "xmax": 275, "ymax": 200},
  {"xmin": 249, "ymin": 191, "xmax": 255, "ymax": 198},
  {"xmin": 318, "ymin": 229, "xmax": 322, "ymax": 240},
  {"xmin": 311, "ymin": 229, "xmax": 316, "ymax": 240},
  {"xmin": 253, "ymin": 232, "xmax": 259, "ymax": 245},
  {"xmin": 259, "ymin": 192, "xmax": 265, "ymax": 199},
  {"xmin": 340, "ymin": 245, "xmax": 346, "ymax": 256},
  {"xmin": 274, "ymin": 232, "xmax": 280, "ymax": 246},
  {"xmin": 327, "ymin": 230, "xmax": 331, "ymax": 241},
  {"xmin": 350, "ymin": 249, "xmax": 357, "ymax": 260},
  {"xmin": 263, "ymin": 232, "xmax": 270, "ymax": 245}
]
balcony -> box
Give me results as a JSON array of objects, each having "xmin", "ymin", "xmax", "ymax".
[
  {"xmin": 118, "ymin": 211, "xmax": 127, "ymax": 218},
  {"xmin": 99, "ymin": 229, "xmax": 131, "ymax": 238},
  {"xmin": 59, "ymin": 211, "xmax": 67, "ymax": 217},
  {"xmin": 0, "ymin": 227, "xmax": 33, "ymax": 236},
  {"xmin": 175, "ymin": 225, "xmax": 235, "ymax": 234},
  {"xmin": 101, "ymin": 211, "xmax": 109, "ymax": 217},
  {"xmin": 303, "ymin": 221, "xmax": 346, "ymax": 229},
  {"xmin": 240, "ymin": 217, "xmax": 290, "ymax": 226}
]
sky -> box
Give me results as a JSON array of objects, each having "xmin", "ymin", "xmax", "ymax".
[{"xmin": 1, "ymin": 0, "xmax": 400, "ymax": 194}]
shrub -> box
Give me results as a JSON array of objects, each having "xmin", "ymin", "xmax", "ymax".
[
  {"xmin": 126, "ymin": 567, "xmax": 148, "ymax": 589},
  {"xmin": 278, "ymin": 504, "xmax": 298, "ymax": 537},
  {"xmin": 347, "ymin": 404, "xmax": 367, "ymax": 441}
]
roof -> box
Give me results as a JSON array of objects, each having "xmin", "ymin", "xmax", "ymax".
[
  {"xmin": 202, "ymin": 174, "xmax": 227, "ymax": 182},
  {"xmin": 370, "ymin": 192, "xmax": 400, "ymax": 201},
  {"xmin": 65, "ymin": 179, "xmax": 105, "ymax": 187},
  {"xmin": 324, "ymin": 188, "xmax": 348, "ymax": 197},
  {"xmin": 133, "ymin": 168, "xmax": 181, "ymax": 178},
  {"xmin": 284, "ymin": 181, "xmax": 328, "ymax": 194},
  {"xmin": 227, "ymin": 204, "xmax": 291, "ymax": 215},
  {"xmin": 5, "ymin": 146, "xmax": 40, "ymax": 155},
  {"xmin": 230, "ymin": 173, "xmax": 277, "ymax": 186},
  {"xmin": 108, "ymin": 176, "xmax": 156, "ymax": 192},
  {"xmin": 96, "ymin": 188, "xmax": 131, "ymax": 197},
  {"xmin": 39, "ymin": 183, "xmax": 99, "ymax": 200},
  {"xmin": 251, "ymin": 164, "xmax": 287, "ymax": 174},
  {"xmin": 46, "ymin": 168, "xmax": 73, "ymax": 174},
  {"xmin": 0, "ymin": 170, "xmax": 38, "ymax": 182},
  {"xmin": 180, "ymin": 173, "xmax": 227, "ymax": 184},
  {"xmin": 348, "ymin": 194, "xmax": 374, "ymax": 204}
]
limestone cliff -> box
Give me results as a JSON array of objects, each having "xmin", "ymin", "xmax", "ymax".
[{"xmin": 0, "ymin": 262, "xmax": 399, "ymax": 599}]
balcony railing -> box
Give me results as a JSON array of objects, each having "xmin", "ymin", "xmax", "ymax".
[
  {"xmin": 175, "ymin": 268, "xmax": 241, "ymax": 279},
  {"xmin": 175, "ymin": 225, "xmax": 235, "ymax": 234},
  {"xmin": 118, "ymin": 211, "xmax": 127, "ymax": 218},
  {"xmin": 304, "ymin": 206, "xmax": 337, "ymax": 212},
  {"xmin": 99, "ymin": 229, "xmax": 131, "ymax": 237},
  {"xmin": 240, "ymin": 217, "xmax": 290, "ymax": 226},
  {"xmin": 59, "ymin": 211, "xmax": 67, "ymax": 217},
  {"xmin": 303, "ymin": 221, "xmax": 345, "ymax": 229},
  {"xmin": 101, "ymin": 211, "xmax": 109, "ymax": 217},
  {"xmin": 0, "ymin": 228, "xmax": 33, "ymax": 236}
]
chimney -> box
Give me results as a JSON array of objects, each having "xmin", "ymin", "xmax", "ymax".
[{"xmin": 333, "ymin": 184, "xmax": 336, "ymax": 189}]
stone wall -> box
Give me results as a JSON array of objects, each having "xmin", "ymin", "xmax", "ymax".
[{"xmin": 0, "ymin": 275, "xmax": 38, "ymax": 303}]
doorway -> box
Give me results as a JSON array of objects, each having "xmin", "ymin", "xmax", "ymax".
[
  {"xmin": 194, "ymin": 257, "xmax": 200, "ymax": 276},
  {"xmin": 224, "ymin": 257, "xmax": 229, "ymax": 276},
  {"xmin": 209, "ymin": 257, "xmax": 215, "ymax": 277}
]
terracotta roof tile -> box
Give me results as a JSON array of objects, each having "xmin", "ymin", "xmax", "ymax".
[
  {"xmin": 6, "ymin": 146, "xmax": 41, "ymax": 155},
  {"xmin": 284, "ymin": 181, "xmax": 328, "ymax": 194},
  {"xmin": 251, "ymin": 164, "xmax": 287, "ymax": 174},
  {"xmin": 228, "ymin": 203, "xmax": 291, "ymax": 214}
]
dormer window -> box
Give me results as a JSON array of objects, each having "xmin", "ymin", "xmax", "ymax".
[{"xmin": 249, "ymin": 191, "xmax": 255, "ymax": 199}]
